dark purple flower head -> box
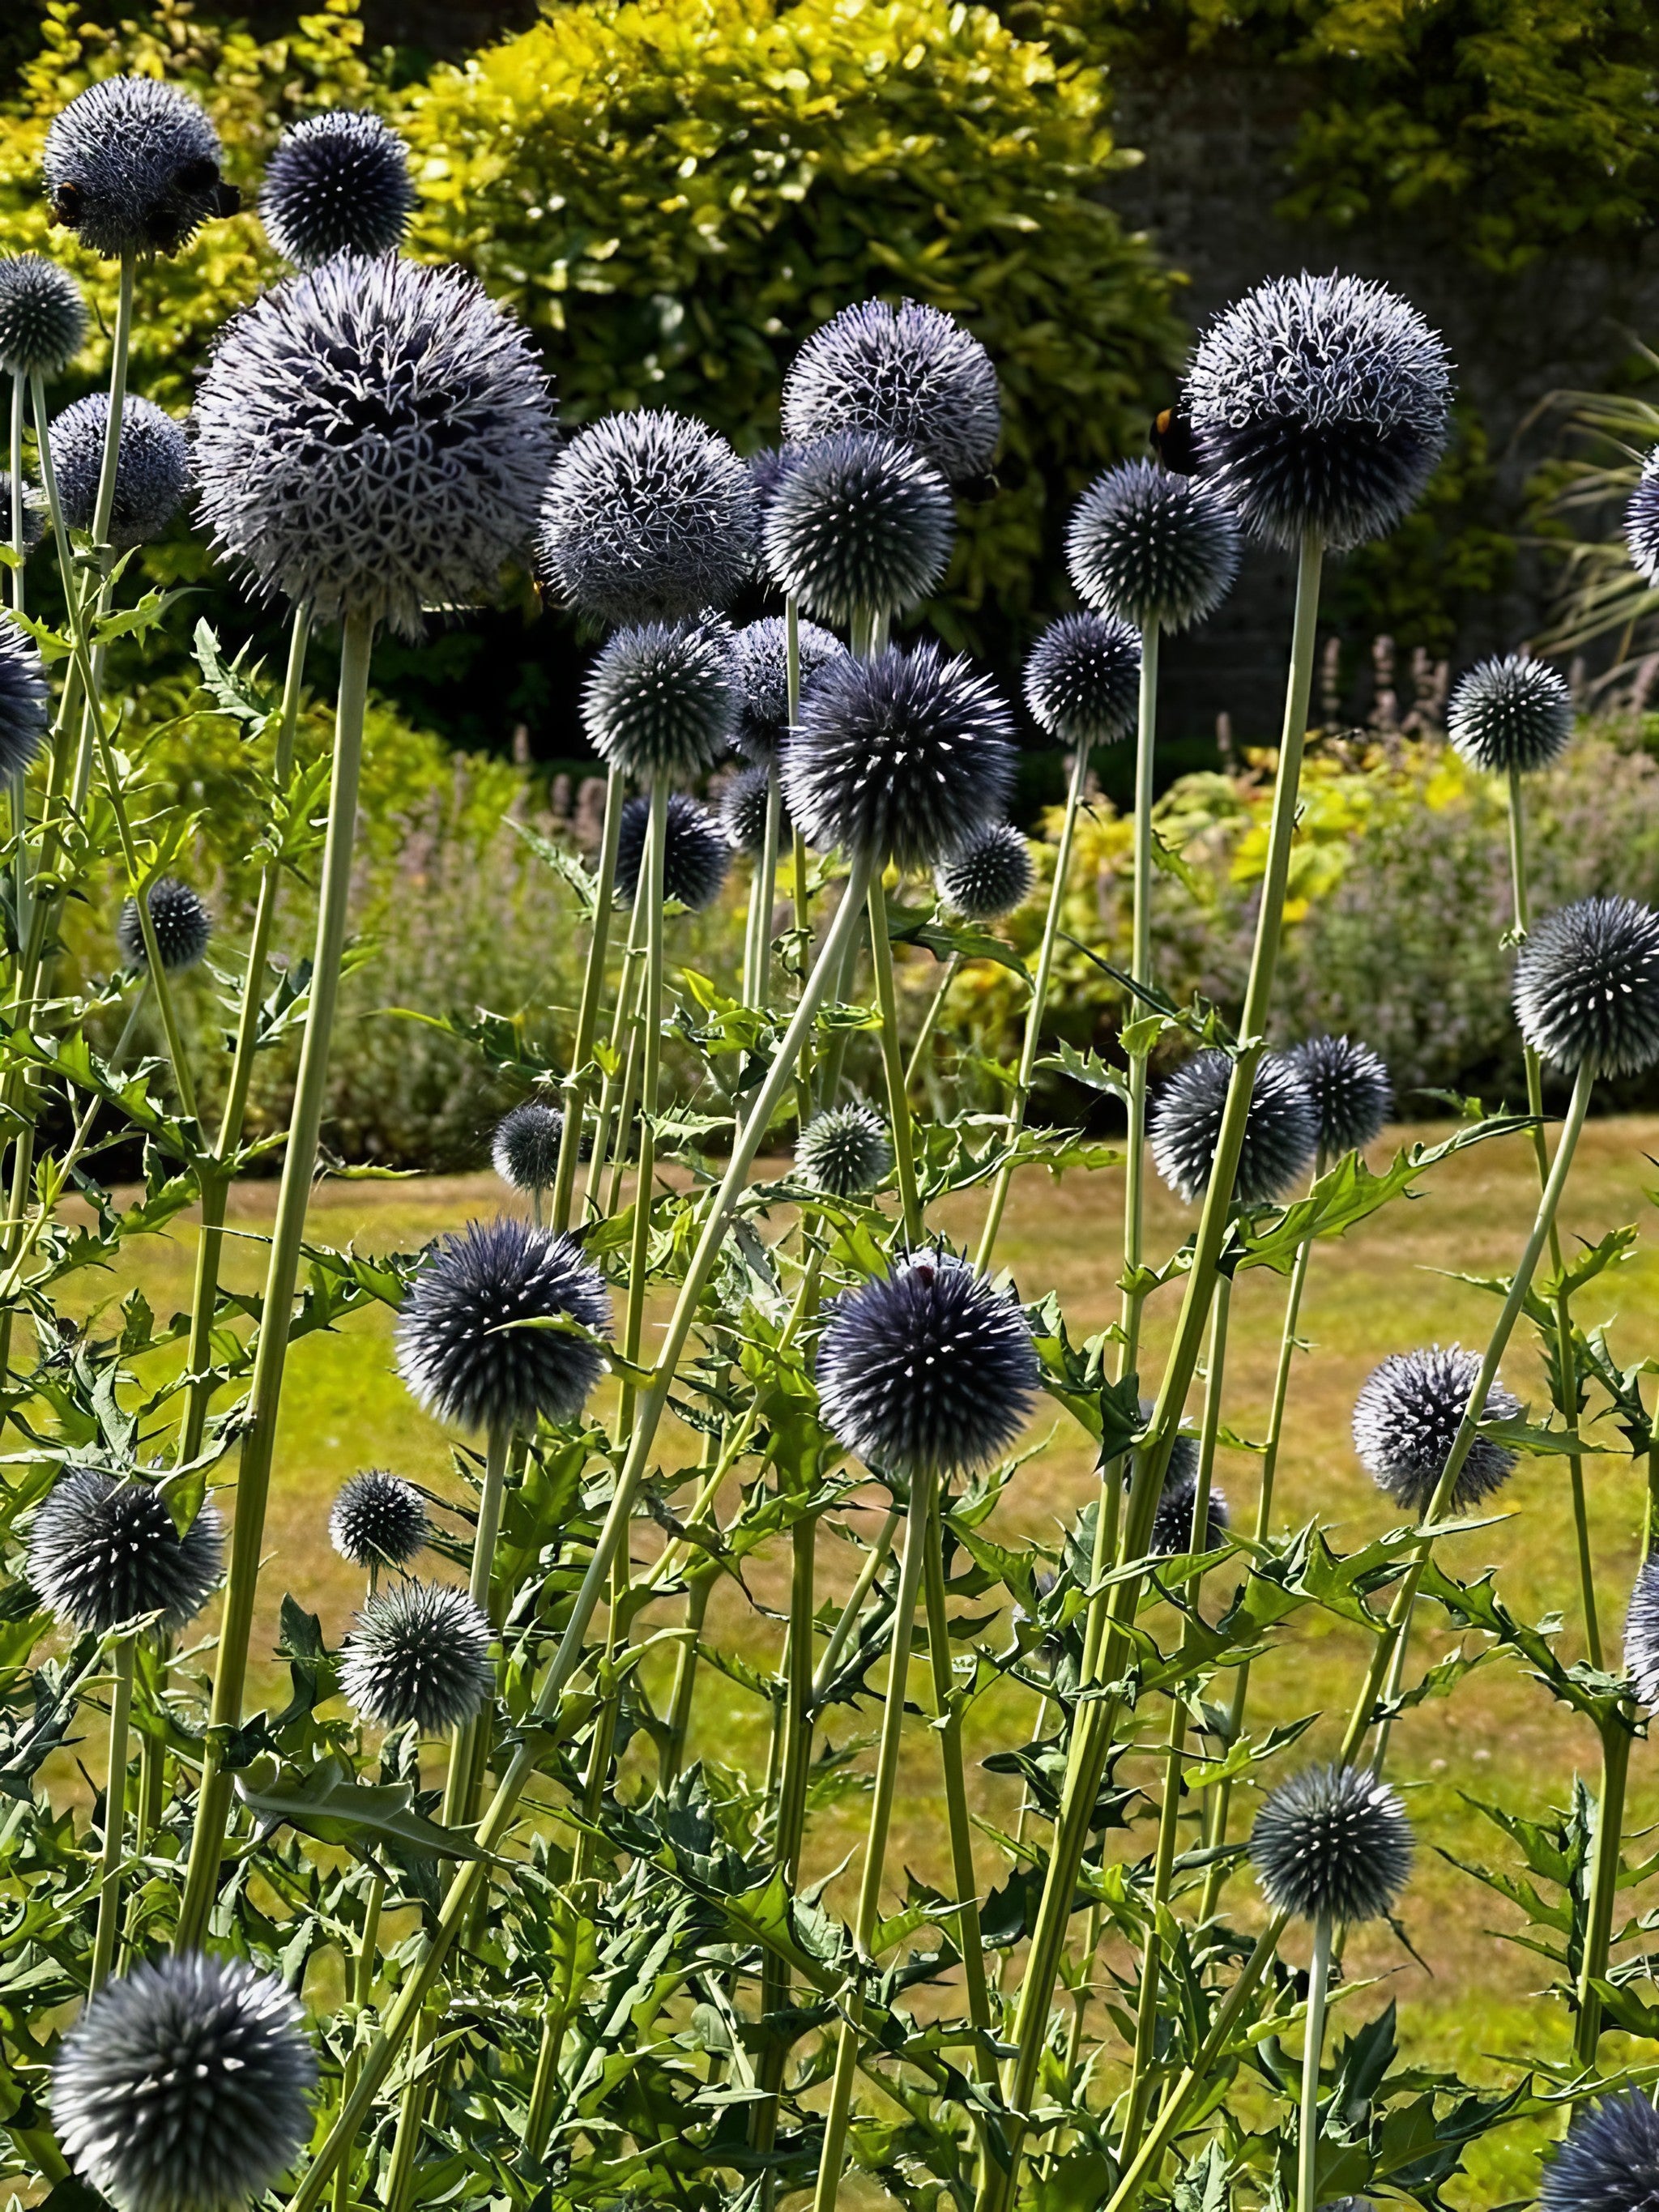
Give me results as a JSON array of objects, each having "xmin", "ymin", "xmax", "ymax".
[
  {"xmin": 582, "ymin": 616, "xmax": 739, "ymax": 785},
  {"xmin": 616, "ymin": 791, "xmax": 730, "ymax": 911},
  {"xmin": 0, "ymin": 610, "xmax": 49, "ymax": 778},
  {"xmin": 1624, "ymin": 1556, "xmax": 1659, "ymax": 1707},
  {"xmin": 1448, "ymin": 653, "xmax": 1572, "ymax": 776},
  {"xmin": 1251, "ymin": 1762, "xmax": 1413, "ymax": 1922},
  {"xmin": 1066, "ymin": 458, "xmax": 1239, "ymax": 632},
  {"xmin": 1513, "ymin": 895, "xmax": 1659, "ymax": 1077},
  {"xmin": 1288, "ymin": 1034, "xmax": 1391, "ymax": 1157},
  {"xmin": 1023, "ymin": 612, "xmax": 1141, "ymax": 748},
  {"xmin": 51, "ymin": 393, "xmax": 187, "ymax": 547},
  {"xmin": 0, "ymin": 253, "xmax": 86, "ymax": 378},
  {"xmin": 761, "ymin": 429, "xmax": 953, "ymax": 626},
  {"xmin": 796, "ymin": 1100, "xmax": 893, "ymax": 1199},
  {"xmin": 329, "ymin": 1469, "xmax": 428, "ymax": 1574},
  {"xmin": 1352, "ymin": 1343, "xmax": 1520, "ymax": 1514},
  {"xmin": 782, "ymin": 298, "xmax": 999, "ymax": 484},
  {"xmin": 259, "ymin": 109, "xmax": 415, "ymax": 266},
  {"xmin": 117, "ymin": 876, "xmax": 211, "ymax": 973},
  {"xmin": 28, "ymin": 1468, "xmax": 221, "ymax": 1636},
  {"xmin": 935, "ymin": 822, "xmax": 1034, "ymax": 921},
  {"xmin": 45, "ymin": 77, "xmax": 235, "ymax": 259},
  {"xmin": 1542, "ymin": 2091, "xmax": 1659, "ymax": 2212},
  {"xmin": 1149, "ymin": 1049, "xmax": 1316, "ymax": 1206},
  {"xmin": 731, "ymin": 614, "xmax": 848, "ymax": 764},
  {"xmin": 340, "ymin": 1578, "xmax": 493, "ymax": 1733},
  {"xmin": 492, "ymin": 1101, "xmax": 564, "ymax": 1194}
]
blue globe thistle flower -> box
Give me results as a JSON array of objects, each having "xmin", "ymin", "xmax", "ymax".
[
  {"xmin": 782, "ymin": 641, "xmax": 1016, "ymax": 870},
  {"xmin": 581, "ymin": 616, "xmax": 739, "ymax": 785},
  {"xmin": 117, "ymin": 876, "xmax": 211, "ymax": 973},
  {"xmin": 1623, "ymin": 1557, "xmax": 1659, "ymax": 1707},
  {"xmin": 935, "ymin": 822, "xmax": 1034, "ymax": 920},
  {"xmin": 329, "ymin": 1469, "xmax": 428, "ymax": 1575},
  {"xmin": 52, "ymin": 1953, "xmax": 317, "ymax": 2212},
  {"xmin": 340, "ymin": 1577, "xmax": 493, "ymax": 1734},
  {"xmin": 748, "ymin": 442, "xmax": 805, "ymax": 517},
  {"xmin": 1065, "ymin": 458, "xmax": 1240, "ymax": 632},
  {"xmin": 761, "ymin": 429, "xmax": 954, "ymax": 627},
  {"xmin": 49, "ymin": 394, "xmax": 187, "ymax": 548},
  {"xmin": 193, "ymin": 253, "xmax": 554, "ymax": 638},
  {"xmin": 1352, "ymin": 1343, "xmax": 1520, "ymax": 1514},
  {"xmin": 616, "ymin": 791, "xmax": 730, "ymax": 912},
  {"xmin": 537, "ymin": 409, "xmax": 756, "ymax": 625},
  {"xmin": 796, "ymin": 1100, "xmax": 893, "ymax": 1199},
  {"xmin": 815, "ymin": 1248, "xmax": 1038, "ymax": 1479},
  {"xmin": 28, "ymin": 1468, "xmax": 221, "ymax": 1636},
  {"xmin": 1542, "ymin": 2091, "xmax": 1659, "ymax": 2212},
  {"xmin": 731, "ymin": 614, "xmax": 848, "ymax": 764},
  {"xmin": 396, "ymin": 1215, "xmax": 611, "ymax": 1434},
  {"xmin": 0, "ymin": 610, "xmax": 49, "ymax": 779},
  {"xmin": 1186, "ymin": 272, "xmax": 1452, "ymax": 550},
  {"xmin": 1625, "ymin": 450, "xmax": 1659, "ymax": 584},
  {"xmin": 1512, "ymin": 895, "xmax": 1659, "ymax": 1078},
  {"xmin": 1149, "ymin": 1468, "xmax": 1229, "ymax": 1556},
  {"xmin": 1447, "ymin": 654, "xmax": 1573, "ymax": 776},
  {"xmin": 1288, "ymin": 1034, "xmax": 1392, "ymax": 1158},
  {"xmin": 1251, "ymin": 1762, "xmax": 1413, "ymax": 1923},
  {"xmin": 493, "ymin": 1100, "xmax": 565, "ymax": 1194},
  {"xmin": 781, "ymin": 299, "xmax": 1000, "ymax": 485},
  {"xmin": 44, "ymin": 77, "xmax": 236, "ymax": 260},
  {"xmin": 259, "ymin": 109, "xmax": 415, "ymax": 266},
  {"xmin": 1022, "ymin": 612, "xmax": 1141, "ymax": 748},
  {"xmin": 0, "ymin": 254, "xmax": 86, "ymax": 378},
  {"xmin": 720, "ymin": 762, "xmax": 778, "ymax": 855},
  {"xmin": 1149, "ymin": 1049, "xmax": 1317, "ymax": 1207}
]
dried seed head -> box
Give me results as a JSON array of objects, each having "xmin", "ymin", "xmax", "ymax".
[
  {"xmin": 1352, "ymin": 1343, "xmax": 1520, "ymax": 1513},
  {"xmin": 1512, "ymin": 895, "xmax": 1659, "ymax": 1077},
  {"xmin": 117, "ymin": 876, "xmax": 211, "ymax": 973},
  {"xmin": 44, "ymin": 77, "xmax": 233, "ymax": 260},
  {"xmin": 795, "ymin": 1100, "xmax": 893, "ymax": 1199},
  {"xmin": 1288, "ymin": 1034, "xmax": 1392, "ymax": 1157},
  {"xmin": 0, "ymin": 609, "xmax": 49, "ymax": 779},
  {"xmin": 28, "ymin": 1468, "xmax": 221, "ymax": 1637},
  {"xmin": 339, "ymin": 1578, "xmax": 493, "ymax": 1734},
  {"xmin": 935, "ymin": 822, "xmax": 1034, "ymax": 920},
  {"xmin": 731, "ymin": 613, "xmax": 848, "ymax": 765},
  {"xmin": 1250, "ymin": 1761, "xmax": 1414, "ymax": 1922},
  {"xmin": 50, "ymin": 394, "xmax": 188, "ymax": 547},
  {"xmin": 259, "ymin": 109, "xmax": 416, "ymax": 267},
  {"xmin": 1066, "ymin": 458, "xmax": 1240, "ymax": 632},
  {"xmin": 1149, "ymin": 1049, "xmax": 1317, "ymax": 1206},
  {"xmin": 581, "ymin": 616, "xmax": 739, "ymax": 785},
  {"xmin": 782, "ymin": 298, "xmax": 999, "ymax": 484},
  {"xmin": 761, "ymin": 429, "xmax": 954, "ymax": 627},
  {"xmin": 616, "ymin": 791, "xmax": 731, "ymax": 912},
  {"xmin": 0, "ymin": 253, "xmax": 86, "ymax": 378},
  {"xmin": 1022, "ymin": 612, "xmax": 1141, "ymax": 748},
  {"xmin": 1447, "ymin": 653, "xmax": 1573, "ymax": 775}
]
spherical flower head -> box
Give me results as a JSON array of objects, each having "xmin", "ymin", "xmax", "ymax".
[
  {"xmin": 396, "ymin": 1215, "xmax": 611, "ymax": 1433},
  {"xmin": 537, "ymin": 409, "xmax": 757, "ymax": 625},
  {"xmin": 1625, "ymin": 449, "xmax": 1659, "ymax": 584},
  {"xmin": 935, "ymin": 822, "xmax": 1034, "ymax": 921},
  {"xmin": 28, "ymin": 1468, "xmax": 221, "ymax": 1636},
  {"xmin": 1624, "ymin": 1557, "xmax": 1659, "ymax": 1707},
  {"xmin": 1023, "ymin": 612, "xmax": 1141, "ymax": 748},
  {"xmin": 796, "ymin": 1100, "xmax": 893, "ymax": 1199},
  {"xmin": 1352, "ymin": 1343, "xmax": 1520, "ymax": 1514},
  {"xmin": 44, "ymin": 77, "xmax": 233, "ymax": 260},
  {"xmin": 259, "ymin": 109, "xmax": 416, "ymax": 267},
  {"xmin": 781, "ymin": 299, "xmax": 1000, "ymax": 485},
  {"xmin": 1066, "ymin": 458, "xmax": 1240, "ymax": 633},
  {"xmin": 731, "ymin": 614, "xmax": 848, "ymax": 764},
  {"xmin": 1149, "ymin": 1468, "xmax": 1229, "ymax": 1556},
  {"xmin": 748, "ymin": 443, "xmax": 804, "ymax": 517},
  {"xmin": 0, "ymin": 610, "xmax": 49, "ymax": 779},
  {"xmin": 1447, "ymin": 653, "xmax": 1572, "ymax": 776},
  {"xmin": 340, "ymin": 1577, "xmax": 493, "ymax": 1733},
  {"xmin": 1186, "ymin": 272, "xmax": 1452, "ymax": 551},
  {"xmin": 53, "ymin": 1952, "xmax": 316, "ymax": 2212},
  {"xmin": 815, "ymin": 1248, "xmax": 1038, "ymax": 1479},
  {"xmin": 0, "ymin": 254, "xmax": 86, "ymax": 377},
  {"xmin": 193, "ymin": 254, "xmax": 554, "ymax": 638},
  {"xmin": 1543, "ymin": 2091, "xmax": 1659, "ymax": 2212},
  {"xmin": 50, "ymin": 394, "xmax": 187, "ymax": 548},
  {"xmin": 783, "ymin": 641, "xmax": 1016, "ymax": 870},
  {"xmin": 492, "ymin": 1100, "xmax": 564, "ymax": 1193},
  {"xmin": 616, "ymin": 791, "xmax": 730, "ymax": 912},
  {"xmin": 720, "ymin": 762, "xmax": 777, "ymax": 855},
  {"xmin": 1149, "ymin": 1049, "xmax": 1317, "ymax": 1207},
  {"xmin": 1513, "ymin": 895, "xmax": 1659, "ymax": 1077},
  {"xmin": 581, "ymin": 616, "xmax": 739, "ymax": 784},
  {"xmin": 1250, "ymin": 1761, "xmax": 1413, "ymax": 1924},
  {"xmin": 1288, "ymin": 1034, "xmax": 1392, "ymax": 1157},
  {"xmin": 329, "ymin": 1469, "xmax": 428, "ymax": 1575},
  {"xmin": 761, "ymin": 430, "xmax": 954, "ymax": 627},
  {"xmin": 117, "ymin": 876, "xmax": 211, "ymax": 973}
]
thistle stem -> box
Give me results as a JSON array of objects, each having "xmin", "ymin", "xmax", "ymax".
[
  {"xmin": 813, "ymin": 1505, "xmax": 902, "ymax": 1698},
  {"xmin": 91, "ymin": 249, "xmax": 134, "ymax": 553},
  {"xmin": 89, "ymin": 1632, "xmax": 134, "ymax": 1994},
  {"xmin": 921, "ymin": 1485, "xmax": 994, "ymax": 2076},
  {"xmin": 584, "ymin": 864, "xmax": 648, "ymax": 1219},
  {"xmin": 552, "ymin": 766, "xmax": 624, "ymax": 1234},
  {"xmin": 867, "ymin": 872, "xmax": 922, "ymax": 1242},
  {"xmin": 1120, "ymin": 619, "xmax": 1161, "ymax": 1366},
  {"xmin": 903, "ymin": 949, "xmax": 962, "ymax": 1092},
  {"xmin": 619, "ymin": 778, "xmax": 667, "ymax": 1436},
  {"xmin": 1575, "ymin": 1710, "xmax": 1633, "ymax": 2064},
  {"xmin": 1297, "ymin": 1911, "xmax": 1334, "ymax": 2212}
]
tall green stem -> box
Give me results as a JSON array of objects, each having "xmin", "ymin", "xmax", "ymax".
[
  {"xmin": 903, "ymin": 949, "xmax": 962, "ymax": 1093},
  {"xmin": 619, "ymin": 780, "xmax": 667, "ymax": 1435},
  {"xmin": 1120, "ymin": 619, "xmax": 1161, "ymax": 1366},
  {"xmin": 867, "ymin": 873, "xmax": 922, "ymax": 1242},
  {"xmin": 331, "ymin": 1870, "xmax": 385, "ymax": 2212},
  {"xmin": 89, "ymin": 1633, "xmax": 134, "ymax": 1993},
  {"xmin": 1576, "ymin": 1712, "xmax": 1633, "ymax": 2065},
  {"xmin": 1297, "ymin": 1912, "xmax": 1334, "ymax": 2212},
  {"xmin": 585, "ymin": 859, "xmax": 649, "ymax": 1217},
  {"xmin": 91, "ymin": 251, "xmax": 134, "ymax": 552},
  {"xmin": 552, "ymin": 768, "xmax": 623, "ymax": 1233},
  {"xmin": 921, "ymin": 1488, "xmax": 994, "ymax": 2075}
]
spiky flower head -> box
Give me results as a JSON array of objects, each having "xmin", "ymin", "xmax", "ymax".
[
  {"xmin": 783, "ymin": 641, "xmax": 1015, "ymax": 869},
  {"xmin": 117, "ymin": 876, "xmax": 211, "ymax": 973},
  {"xmin": 1022, "ymin": 612, "xmax": 1141, "ymax": 748},
  {"xmin": 581, "ymin": 616, "xmax": 739, "ymax": 784},
  {"xmin": 781, "ymin": 299, "xmax": 1000, "ymax": 485},
  {"xmin": 1, "ymin": 475, "xmax": 45, "ymax": 556},
  {"xmin": 537, "ymin": 410, "xmax": 756, "ymax": 625},
  {"xmin": 1512, "ymin": 895, "xmax": 1659, "ymax": 1077},
  {"xmin": 1625, "ymin": 450, "xmax": 1659, "ymax": 583},
  {"xmin": 259, "ymin": 109, "xmax": 416, "ymax": 267},
  {"xmin": 52, "ymin": 1953, "xmax": 316, "ymax": 2212},
  {"xmin": 761, "ymin": 430, "xmax": 954, "ymax": 627},
  {"xmin": 1542, "ymin": 2091, "xmax": 1659, "ymax": 2212},
  {"xmin": 1251, "ymin": 1762, "xmax": 1413, "ymax": 1923},
  {"xmin": 50, "ymin": 394, "xmax": 187, "ymax": 547},
  {"xmin": 1351, "ymin": 1343, "xmax": 1520, "ymax": 1513},
  {"xmin": 616, "ymin": 791, "xmax": 730, "ymax": 911},
  {"xmin": 1289, "ymin": 1034, "xmax": 1392, "ymax": 1157},
  {"xmin": 0, "ymin": 254, "xmax": 86, "ymax": 378},
  {"xmin": 396, "ymin": 1215, "xmax": 610, "ymax": 1434},
  {"xmin": 0, "ymin": 610, "xmax": 49, "ymax": 779},
  {"xmin": 1623, "ymin": 1557, "xmax": 1659, "ymax": 1707},
  {"xmin": 731, "ymin": 614, "xmax": 848, "ymax": 764},
  {"xmin": 720, "ymin": 762, "xmax": 778, "ymax": 855},
  {"xmin": 1149, "ymin": 1049, "xmax": 1317, "ymax": 1207},
  {"xmin": 796, "ymin": 1100, "xmax": 893, "ymax": 1199},
  {"xmin": 44, "ymin": 77, "xmax": 234, "ymax": 260},
  {"xmin": 339, "ymin": 1578, "xmax": 493, "ymax": 1734},
  {"xmin": 1066, "ymin": 458, "xmax": 1241, "ymax": 632},
  {"xmin": 492, "ymin": 1100, "xmax": 564, "ymax": 1193},
  {"xmin": 1149, "ymin": 1469, "xmax": 1229, "ymax": 1556},
  {"xmin": 28, "ymin": 1468, "xmax": 221, "ymax": 1636},
  {"xmin": 935, "ymin": 822, "xmax": 1034, "ymax": 921},
  {"xmin": 1447, "ymin": 653, "xmax": 1573, "ymax": 776},
  {"xmin": 1186, "ymin": 272, "xmax": 1452, "ymax": 550},
  {"xmin": 748, "ymin": 443, "xmax": 804, "ymax": 516},
  {"xmin": 815, "ymin": 1248, "xmax": 1038, "ymax": 1479},
  {"xmin": 193, "ymin": 254, "xmax": 554, "ymax": 638},
  {"xmin": 328, "ymin": 1470, "xmax": 428, "ymax": 1575}
]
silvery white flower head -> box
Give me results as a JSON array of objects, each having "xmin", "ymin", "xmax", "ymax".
[
  {"xmin": 50, "ymin": 394, "xmax": 188, "ymax": 547},
  {"xmin": 192, "ymin": 253, "xmax": 555, "ymax": 638},
  {"xmin": 44, "ymin": 77, "xmax": 237, "ymax": 260},
  {"xmin": 340, "ymin": 1577, "xmax": 493, "ymax": 1733},
  {"xmin": 1352, "ymin": 1343, "xmax": 1520, "ymax": 1513},
  {"xmin": 761, "ymin": 429, "xmax": 954, "ymax": 627},
  {"xmin": 582, "ymin": 615, "xmax": 739, "ymax": 784},
  {"xmin": 259, "ymin": 109, "xmax": 416, "ymax": 266},
  {"xmin": 1625, "ymin": 449, "xmax": 1659, "ymax": 583},
  {"xmin": 782, "ymin": 641, "xmax": 1016, "ymax": 870},
  {"xmin": 1512, "ymin": 895, "xmax": 1659, "ymax": 1077},
  {"xmin": 782, "ymin": 299, "xmax": 1000, "ymax": 485},
  {"xmin": 0, "ymin": 610, "xmax": 49, "ymax": 779},
  {"xmin": 117, "ymin": 876, "xmax": 211, "ymax": 973},
  {"xmin": 1447, "ymin": 653, "xmax": 1572, "ymax": 776},
  {"xmin": 796, "ymin": 1100, "xmax": 893, "ymax": 1199},
  {"xmin": 329, "ymin": 1468, "xmax": 429, "ymax": 1574},
  {"xmin": 1186, "ymin": 271, "xmax": 1452, "ymax": 550},
  {"xmin": 0, "ymin": 253, "xmax": 86, "ymax": 377},
  {"xmin": 53, "ymin": 1953, "xmax": 316, "ymax": 2212},
  {"xmin": 935, "ymin": 822, "xmax": 1034, "ymax": 921},
  {"xmin": 1543, "ymin": 2091, "xmax": 1659, "ymax": 2212},
  {"xmin": 537, "ymin": 409, "xmax": 756, "ymax": 624},
  {"xmin": 1149, "ymin": 1049, "xmax": 1317, "ymax": 1206},
  {"xmin": 720, "ymin": 761, "xmax": 777, "ymax": 855},
  {"xmin": 492, "ymin": 1100, "xmax": 564, "ymax": 1194},
  {"xmin": 1623, "ymin": 1556, "xmax": 1659, "ymax": 1707},
  {"xmin": 616, "ymin": 790, "xmax": 730, "ymax": 911},
  {"xmin": 1023, "ymin": 612, "xmax": 1141, "ymax": 748},
  {"xmin": 1288, "ymin": 1034, "xmax": 1392, "ymax": 1157},
  {"xmin": 1251, "ymin": 1762, "xmax": 1413, "ymax": 1923},
  {"xmin": 28, "ymin": 1468, "xmax": 221, "ymax": 1636},
  {"xmin": 1066, "ymin": 458, "xmax": 1240, "ymax": 632},
  {"xmin": 731, "ymin": 614, "xmax": 848, "ymax": 764}
]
